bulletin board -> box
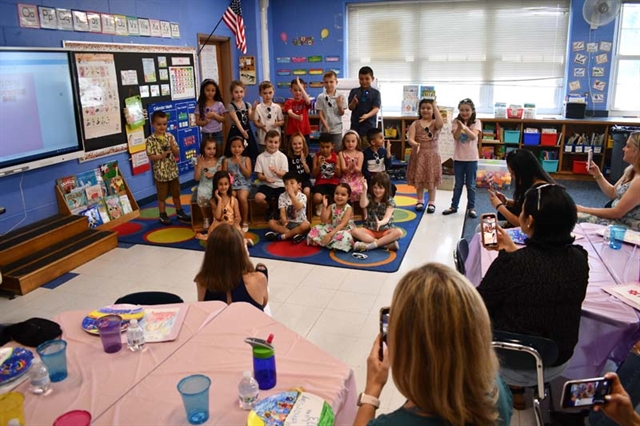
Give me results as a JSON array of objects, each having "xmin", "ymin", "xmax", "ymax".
[{"xmin": 63, "ymin": 41, "xmax": 199, "ymax": 163}]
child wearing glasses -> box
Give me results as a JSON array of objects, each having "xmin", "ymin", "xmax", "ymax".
[
  {"xmin": 443, "ymin": 98, "xmax": 482, "ymax": 218},
  {"xmin": 407, "ymin": 99, "xmax": 444, "ymax": 213},
  {"xmin": 284, "ymin": 77, "xmax": 312, "ymax": 151},
  {"xmin": 194, "ymin": 79, "xmax": 226, "ymax": 155},
  {"xmin": 254, "ymin": 81, "xmax": 284, "ymax": 153},
  {"xmin": 348, "ymin": 66, "xmax": 381, "ymax": 148},
  {"xmin": 316, "ymin": 71, "xmax": 346, "ymax": 149}
]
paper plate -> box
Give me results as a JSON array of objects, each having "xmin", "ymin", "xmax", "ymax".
[
  {"xmin": 0, "ymin": 347, "xmax": 34, "ymax": 385},
  {"xmin": 247, "ymin": 391, "xmax": 335, "ymax": 426},
  {"xmin": 82, "ymin": 304, "xmax": 145, "ymax": 335}
]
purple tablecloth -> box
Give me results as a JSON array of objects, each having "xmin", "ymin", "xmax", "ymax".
[{"xmin": 465, "ymin": 224, "xmax": 640, "ymax": 378}]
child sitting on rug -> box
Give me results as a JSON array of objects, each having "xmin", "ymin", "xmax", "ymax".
[
  {"xmin": 255, "ymin": 130, "xmax": 289, "ymax": 220},
  {"xmin": 352, "ymin": 172, "xmax": 403, "ymax": 252},
  {"xmin": 311, "ymin": 133, "xmax": 341, "ymax": 216},
  {"xmin": 307, "ymin": 183, "xmax": 355, "ymax": 252},
  {"xmin": 265, "ymin": 173, "xmax": 310, "ymax": 243}
]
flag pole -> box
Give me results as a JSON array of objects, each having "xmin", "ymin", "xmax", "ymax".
[{"xmin": 197, "ymin": 0, "xmax": 234, "ymax": 56}]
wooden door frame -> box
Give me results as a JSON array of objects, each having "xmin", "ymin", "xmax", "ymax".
[{"xmin": 197, "ymin": 34, "xmax": 233, "ymax": 145}]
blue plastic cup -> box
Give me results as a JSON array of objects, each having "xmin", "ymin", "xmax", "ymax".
[
  {"xmin": 36, "ymin": 339, "xmax": 68, "ymax": 382},
  {"xmin": 609, "ymin": 225, "xmax": 627, "ymax": 250},
  {"xmin": 177, "ymin": 375, "xmax": 211, "ymax": 425}
]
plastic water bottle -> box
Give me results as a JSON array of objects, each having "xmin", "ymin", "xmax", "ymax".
[
  {"xmin": 126, "ymin": 319, "xmax": 145, "ymax": 352},
  {"xmin": 29, "ymin": 359, "xmax": 51, "ymax": 395},
  {"xmin": 238, "ymin": 370, "xmax": 259, "ymax": 410}
]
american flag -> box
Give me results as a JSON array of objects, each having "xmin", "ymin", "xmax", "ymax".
[{"xmin": 223, "ymin": 0, "xmax": 247, "ymax": 54}]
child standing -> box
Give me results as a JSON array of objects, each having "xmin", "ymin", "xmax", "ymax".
[
  {"xmin": 307, "ymin": 183, "xmax": 355, "ymax": 252},
  {"xmin": 225, "ymin": 80, "xmax": 258, "ymax": 164},
  {"xmin": 352, "ymin": 173, "xmax": 402, "ymax": 252},
  {"xmin": 316, "ymin": 70, "xmax": 346, "ymax": 149},
  {"xmin": 363, "ymin": 128, "xmax": 396, "ymax": 196},
  {"xmin": 254, "ymin": 81, "xmax": 284, "ymax": 153},
  {"xmin": 194, "ymin": 138, "xmax": 224, "ymax": 222},
  {"xmin": 284, "ymin": 77, "xmax": 312, "ymax": 150},
  {"xmin": 442, "ymin": 98, "xmax": 482, "ymax": 218},
  {"xmin": 287, "ymin": 131, "xmax": 313, "ymax": 200},
  {"xmin": 339, "ymin": 130, "xmax": 365, "ymax": 203},
  {"xmin": 194, "ymin": 79, "xmax": 226, "ymax": 154},
  {"xmin": 312, "ymin": 133, "xmax": 341, "ymax": 216},
  {"xmin": 265, "ymin": 173, "xmax": 310, "ymax": 243},
  {"xmin": 254, "ymin": 130, "xmax": 289, "ymax": 220},
  {"xmin": 145, "ymin": 111, "xmax": 191, "ymax": 225},
  {"xmin": 348, "ymin": 66, "xmax": 381, "ymax": 148},
  {"xmin": 407, "ymin": 99, "xmax": 444, "ymax": 213},
  {"xmin": 223, "ymin": 136, "xmax": 253, "ymax": 232}
]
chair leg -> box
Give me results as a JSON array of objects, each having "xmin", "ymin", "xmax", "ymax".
[{"xmin": 533, "ymin": 398, "xmax": 543, "ymax": 426}]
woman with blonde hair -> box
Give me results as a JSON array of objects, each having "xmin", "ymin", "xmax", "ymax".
[
  {"xmin": 355, "ymin": 263, "xmax": 512, "ymax": 426},
  {"xmin": 194, "ymin": 223, "xmax": 268, "ymax": 310},
  {"xmin": 577, "ymin": 131, "xmax": 640, "ymax": 231}
]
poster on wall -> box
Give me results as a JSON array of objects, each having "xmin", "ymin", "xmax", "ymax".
[
  {"xmin": 72, "ymin": 10, "xmax": 88, "ymax": 31},
  {"xmin": 200, "ymin": 45, "xmax": 220, "ymax": 82},
  {"xmin": 56, "ymin": 9, "xmax": 73, "ymax": 31},
  {"xmin": 87, "ymin": 12, "xmax": 101, "ymax": 32},
  {"xmin": 38, "ymin": 6, "xmax": 57, "ymax": 29},
  {"xmin": 150, "ymin": 19, "xmax": 161, "ymax": 37},
  {"xmin": 138, "ymin": 18, "xmax": 150, "ymax": 36},
  {"xmin": 142, "ymin": 58, "xmax": 157, "ymax": 82},
  {"xmin": 131, "ymin": 151, "xmax": 150, "ymax": 175},
  {"xmin": 75, "ymin": 53, "xmax": 121, "ymax": 139},
  {"xmin": 114, "ymin": 15, "xmax": 128, "ymax": 36},
  {"xmin": 168, "ymin": 66, "xmax": 196, "ymax": 100},
  {"xmin": 239, "ymin": 56, "xmax": 256, "ymax": 85},
  {"xmin": 17, "ymin": 4, "xmax": 39, "ymax": 28},
  {"xmin": 101, "ymin": 13, "xmax": 115, "ymax": 34},
  {"xmin": 127, "ymin": 16, "xmax": 140, "ymax": 35}
]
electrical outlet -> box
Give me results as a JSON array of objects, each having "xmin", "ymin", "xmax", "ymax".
[{"xmin": 584, "ymin": 92, "xmax": 590, "ymax": 97}]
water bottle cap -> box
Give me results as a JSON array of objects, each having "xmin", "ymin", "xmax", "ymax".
[
  {"xmin": 243, "ymin": 370, "xmax": 252, "ymax": 379},
  {"xmin": 252, "ymin": 346, "xmax": 274, "ymax": 358}
]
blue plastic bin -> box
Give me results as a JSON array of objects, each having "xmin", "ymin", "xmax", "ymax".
[
  {"xmin": 523, "ymin": 133, "xmax": 541, "ymax": 145},
  {"xmin": 541, "ymin": 160, "xmax": 559, "ymax": 173},
  {"xmin": 503, "ymin": 130, "xmax": 520, "ymax": 144}
]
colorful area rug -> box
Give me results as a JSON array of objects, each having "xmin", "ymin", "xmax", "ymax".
[{"xmin": 114, "ymin": 183, "xmax": 424, "ymax": 273}]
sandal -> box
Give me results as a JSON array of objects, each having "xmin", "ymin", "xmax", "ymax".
[
  {"xmin": 426, "ymin": 204, "xmax": 436, "ymax": 214},
  {"xmin": 415, "ymin": 202, "xmax": 425, "ymax": 212},
  {"xmin": 255, "ymin": 263, "xmax": 269, "ymax": 280},
  {"xmin": 442, "ymin": 207, "xmax": 458, "ymax": 215}
]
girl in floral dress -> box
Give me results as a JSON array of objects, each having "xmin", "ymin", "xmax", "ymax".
[
  {"xmin": 307, "ymin": 183, "xmax": 355, "ymax": 252},
  {"xmin": 339, "ymin": 130, "xmax": 365, "ymax": 203}
]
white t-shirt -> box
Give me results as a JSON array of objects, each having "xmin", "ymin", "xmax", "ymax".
[
  {"xmin": 316, "ymin": 92, "xmax": 346, "ymax": 134},
  {"xmin": 278, "ymin": 191, "xmax": 308, "ymax": 223},
  {"xmin": 254, "ymin": 103, "xmax": 284, "ymax": 145},
  {"xmin": 255, "ymin": 150, "xmax": 289, "ymax": 188}
]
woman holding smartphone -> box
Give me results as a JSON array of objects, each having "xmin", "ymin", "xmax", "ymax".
[
  {"xmin": 354, "ymin": 263, "xmax": 513, "ymax": 426},
  {"xmin": 477, "ymin": 184, "xmax": 589, "ymax": 410}
]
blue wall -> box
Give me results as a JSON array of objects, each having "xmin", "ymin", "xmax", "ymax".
[{"xmin": 0, "ymin": 0, "xmax": 261, "ymax": 234}]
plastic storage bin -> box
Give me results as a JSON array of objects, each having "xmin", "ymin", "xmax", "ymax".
[
  {"xmin": 476, "ymin": 159, "xmax": 511, "ymax": 189},
  {"xmin": 507, "ymin": 105, "xmax": 524, "ymax": 119},
  {"xmin": 503, "ymin": 130, "xmax": 520, "ymax": 143},
  {"xmin": 541, "ymin": 160, "xmax": 559, "ymax": 173},
  {"xmin": 523, "ymin": 133, "xmax": 541, "ymax": 145},
  {"xmin": 540, "ymin": 133, "xmax": 558, "ymax": 146},
  {"xmin": 572, "ymin": 160, "xmax": 589, "ymax": 174}
]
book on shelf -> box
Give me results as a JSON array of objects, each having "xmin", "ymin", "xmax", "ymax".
[
  {"xmin": 76, "ymin": 169, "xmax": 99, "ymax": 188},
  {"xmin": 64, "ymin": 188, "xmax": 88, "ymax": 213},
  {"xmin": 85, "ymin": 183, "xmax": 107, "ymax": 204},
  {"xmin": 104, "ymin": 195, "xmax": 124, "ymax": 220},
  {"xmin": 119, "ymin": 195, "xmax": 133, "ymax": 215},
  {"xmin": 106, "ymin": 175, "xmax": 125, "ymax": 195},
  {"xmin": 80, "ymin": 205, "xmax": 104, "ymax": 229},
  {"xmin": 401, "ymin": 85, "xmax": 419, "ymax": 116},
  {"xmin": 419, "ymin": 85, "xmax": 436, "ymax": 100},
  {"xmin": 97, "ymin": 203, "xmax": 111, "ymax": 223},
  {"xmin": 56, "ymin": 176, "xmax": 79, "ymax": 194},
  {"xmin": 100, "ymin": 161, "xmax": 120, "ymax": 179},
  {"xmin": 481, "ymin": 146, "xmax": 495, "ymax": 159}
]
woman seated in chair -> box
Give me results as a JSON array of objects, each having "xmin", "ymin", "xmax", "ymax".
[
  {"xmin": 355, "ymin": 263, "xmax": 512, "ymax": 426},
  {"xmin": 194, "ymin": 223, "xmax": 268, "ymax": 310},
  {"xmin": 489, "ymin": 149, "xmax": 555, "ymax": 227},
  {"xmin": 477, "ymin": 185, "xmax": 589, "ymax": 409},
  {"xmin": 577, "ymin": 132, "xmax": 640, "ymax": 231}
]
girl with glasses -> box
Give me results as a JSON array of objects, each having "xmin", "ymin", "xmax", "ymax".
[{"xmin": 406, "ymin": 99, "xmax": 444, "ymax": 213}]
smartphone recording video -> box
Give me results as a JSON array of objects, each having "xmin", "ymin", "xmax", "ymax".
[
  {"xmin": 561, "ymin": 377, "xmax": 611, "ymax": 408},
  {"xmin": 481, "ymin": 213, "xmax": 498, "ymax": 248},
  {"xmin": 379, "ymin": 307, "xmax": 389, "ymax": 361}
]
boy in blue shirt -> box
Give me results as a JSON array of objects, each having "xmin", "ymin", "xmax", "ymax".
[
  {"xmin": 363, "ymin": 128, "xmax": 396, "ymax": 196},
  {"xmin": 348, "ymin": 66, "xmax": 381, "ymax": 148}
]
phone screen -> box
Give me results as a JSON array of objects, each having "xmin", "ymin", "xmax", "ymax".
[
  {"xmin": 481, "ymin": 214, "xmax": 498, "ymax": 247},
  {"xmin": 379, "ymin": 307, "xmax": 389, "ymax": 361},
  {"xmin": 561, "ymin": 377, "xmax": 611, "ymax": 408},
  {"xmin": 587, "ymin": 149, "xmax": 593, "ymax": 169}
]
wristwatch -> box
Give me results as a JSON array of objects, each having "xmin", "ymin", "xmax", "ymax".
[{"xmin": 357, "ymin": 392, "xmax": 380, "ymax": 409}]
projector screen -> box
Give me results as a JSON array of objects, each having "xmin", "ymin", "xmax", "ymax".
[{"xmin": 0, "ymin": 49, "xmax": 84, "ymax": 177}]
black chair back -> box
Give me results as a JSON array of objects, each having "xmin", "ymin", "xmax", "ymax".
[
  {"xmin": 454, "ymin": 238, "xmax": 469, "ymax": 275},
  {"xmin": 115, "ymin": 291, "xmax": 183, "ymax": 306},
  {"xmin": 492, "ymin": 330, "xmax": 558, "ymax": 370}
]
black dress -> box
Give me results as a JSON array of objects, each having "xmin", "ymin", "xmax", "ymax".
[
  {"xmin": 225, "ymin": 101, "xmax": 258, "ymax": 165},
  {"xmin": 204, "ymin": 278, "xmax": 264, "ymax": 311}
]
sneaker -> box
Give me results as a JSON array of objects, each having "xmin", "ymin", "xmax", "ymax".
[
  {"xmin": 442, "ymin": 207, "xmax": 458, "ymax": 216},
  {"xmin": 176, "ymin": 209, "xmax": 191, "ymax": 222},
  {"xmin": 467, "ymin": 209, "xmax": 478, "ymax": 219},
  {"xmin": 241, "ymin": 223, "xmax": 249, "ymax": 233},
  {"xmin": 292, "ymin": 233, "xmax": 305, "ymax": 244},
  {"xmin": 265, "ymin": 231, "xmax": 279, "ymax": 241},
  {"xmin": 315, "ymin": 205, "xmax": 322, "ymax": 216},
  {"xmin": 386, "ymin": 241, "xmax": 400, "ymax": 251},
  {"xmin": 354, "ymin": 241, "xmax": 368, "ymax": 252},
  {"xmin": 159, "ymin": 213, "xmax": 171, "ymax": 225}
]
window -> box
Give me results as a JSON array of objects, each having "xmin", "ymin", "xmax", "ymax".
[
  {"xmin": 611, "ymin": 3, "xmax": 640, "ymax": 114},
  {"xmin": 347, "ymin": 1, "xmax": 569, "ymax": 114}
]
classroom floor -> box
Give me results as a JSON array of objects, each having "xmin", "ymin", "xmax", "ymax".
[{"xmin": 0, "ymin": 188, "xmax": 533, "ymax": 425}]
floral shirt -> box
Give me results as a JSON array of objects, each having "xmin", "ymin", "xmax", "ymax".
[
  {"xmin": 146, "ymin": 133, "xmax": 179, "ymax": 182},
  {"xmin": 363, "ymin": 195, "xmax": 396, "ymax": 231}
]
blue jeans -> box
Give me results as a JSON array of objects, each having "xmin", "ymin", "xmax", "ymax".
[{"xmin": 451, "ymin": 160, "xmax": 477, "ymax": 210}]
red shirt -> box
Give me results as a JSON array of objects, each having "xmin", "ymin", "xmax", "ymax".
[
  {"xmin": 284, "ymin": 98, "xmax": 311, "ymax": 135},
  {"xmin": 315, "ymin": 151, "xmax": 339, "ymax": 186}
]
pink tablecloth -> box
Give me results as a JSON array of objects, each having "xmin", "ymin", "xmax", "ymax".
[
  {"xmin": 579, "ymin": 222, "xmax": 639, "ymax": 284},
  {"xmin": 93, "ymin": 302, "xmax": 358, "ymax": 426},
  {"xmin": 15, "ymin": 301, "xmax": 227, "ymax": 426},
  {"xmin": 464, "ymin": 226, "xmax": 640, "ymax": 379}
]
